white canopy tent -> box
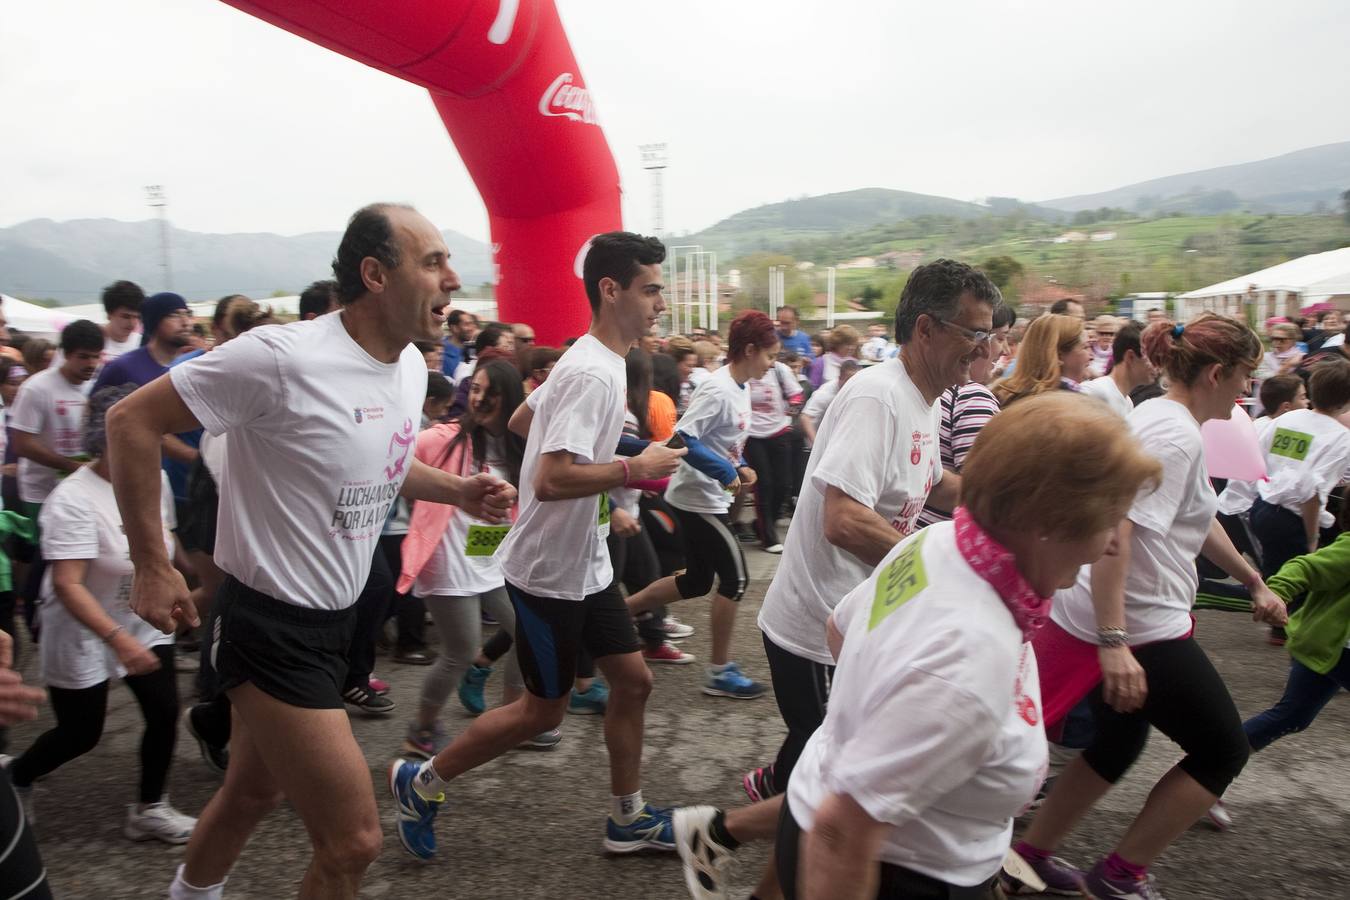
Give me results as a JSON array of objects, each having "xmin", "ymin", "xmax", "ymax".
[
  {"xmin": 0, "ymin": 294, "xmax": 80, "ymax": 337},
  {"xmin": 1176, "ymin": 247, "xmax": 1350, "ymax": 323}
]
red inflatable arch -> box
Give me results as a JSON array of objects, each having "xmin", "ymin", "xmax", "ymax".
[{"xmin": 220, "ymin": 0, "xmax": 622, "ymax": 345}]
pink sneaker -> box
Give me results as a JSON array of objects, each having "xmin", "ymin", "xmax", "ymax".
[
  {"xmin": 369, "ymin": 677, "xmax": 391, "ymax": 696},
  {"xmin": 643, "ymin": 642, "xmax": 696, "ymax": 665}
]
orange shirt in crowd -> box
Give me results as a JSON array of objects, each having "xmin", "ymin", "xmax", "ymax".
[{"xmin": 647, "ymin": 390, "xmax": 676, "ymax": 442}]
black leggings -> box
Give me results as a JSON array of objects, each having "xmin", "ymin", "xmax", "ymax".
[
  {"xmin": 745, "ymin": 430, "xmax": 793, "ymax": 546},
  {"xmin": 765, "ymin": 633, "xmax": 834, "ymax": 793},
  {"xmin": 0, "ymin": 765, "xmax": 51, "ymax": 900},
  {"xmin": 608, "ymin": 527, "xmax": 668, "ymax": 648},
  {"xmin": 343, "ymin": 548, "xmax": 393, "ymax": 691},
  {"xmin": 672, "ymin": 508, "xmax": 747, "ymax": 602},
  {"xmin": 11, "ymin": 643, "xmax": 179, "ymax": 804},
  {"xmin": 1081, "ymin": 634, "xmax": 1249, "ymax": 797}
]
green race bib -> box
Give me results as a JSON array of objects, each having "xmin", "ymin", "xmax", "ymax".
[
  {"xmin": 465, "ymin": 524, "xmax": 511, "ymax": 557},
  {"xmin": 869, "ymin": 531, "xmax": 929, "ymax": 632},
  {"xmin": 598, "ymin": 494, "xmax": 611, "ymax": 529},
  {"xmin": 1271, "ymin": 428, "xmax": 1313, "ymax": 462}
]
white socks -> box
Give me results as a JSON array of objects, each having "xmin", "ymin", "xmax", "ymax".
[
  {"xmin": 414, "ymin": 759, "xmax": 450, "ymax": 801},
  {"xmin": 169, "ymin": 865, "xmax": 226, "ymax": 900},
  {"xmin": 611, "ymin": 790, "xmax": 644, "ymax": 825}
]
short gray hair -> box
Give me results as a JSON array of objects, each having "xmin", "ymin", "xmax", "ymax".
[{"xmin": 894, "ymin": 259, "xmax": 1002, "ymax": 345}]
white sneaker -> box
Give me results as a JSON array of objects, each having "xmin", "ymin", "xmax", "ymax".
[
  {"xmin": 662, "ymin": 618, "xmax": 695, "ymax": 640},
  {"xmin": 124, "ymin": 800, "xmax": 197, "ymax": 844},
  {"xmin": 1205, "ymin": 799, "xmax": 1233, "ymax": 831},
  {"xmin": 674, "ymin": 805, "xmax": 735, "ymax": 900},
  {"xmin": 763, "ymin": 543, "xmax": 784, "ymax": 554}
]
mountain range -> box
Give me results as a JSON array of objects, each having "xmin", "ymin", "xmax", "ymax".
[
  {"xmin": 3, "ymin": 141, "xmax": 1347, "ymax": 303},
  {"xmin": 685, "ymin": 141, "xmax": 1350, "ymax": 257},
  {"xmin": 0, "ymin": 219, "xmax": 493, "ymax": 304}
]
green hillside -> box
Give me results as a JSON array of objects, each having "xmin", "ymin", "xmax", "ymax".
[{"xmin": 727, "ymin": 212, "xmax": 1350, "ymax": 314}]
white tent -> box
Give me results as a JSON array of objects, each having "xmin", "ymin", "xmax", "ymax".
[
  {"xmin": 1176, "ymin": 247, "xmax": 1350, "ymax": 323},
  {"xmin": 0, "ymin": 294, "xmax": 80, "ymax": 337}
]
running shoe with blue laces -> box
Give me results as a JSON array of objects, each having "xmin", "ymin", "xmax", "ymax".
[
  {"xmin": 388, "ymin": 759, "xmax": 442, "ymax": 861},
  {"xmin": 458, "ymin": 663, "xmax": 491, "ymax": 716},
  {"xmin": 703, "ymin": 662, "xmax": 765, "ymax": 699},
  {"xmin": 603, "ymin": 803, "xmax": 677, "ymax": 853}
]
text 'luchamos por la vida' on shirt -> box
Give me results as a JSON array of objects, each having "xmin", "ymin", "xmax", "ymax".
[{"xmin": 328, "ymin": 417, "xmax": 416, "ymax": 541}]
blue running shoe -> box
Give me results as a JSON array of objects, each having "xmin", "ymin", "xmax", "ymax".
[
  {"xmin": 458, "ymin": 663, "xmax": 491, "ymax": 716},
  {"xmin": 603, "ymin": 803, "xmax": 676, "ymax": 853},
  {"xmin": 569, "ymin": 681, "xmax": 609, "ymax": 715},
  {"xmin": 388, "ymin": 759, "xmax": 442, "ymax": 861},
  {"xmin": 702, "ymin": 662, "xmax": 766, "ymax": 699}
]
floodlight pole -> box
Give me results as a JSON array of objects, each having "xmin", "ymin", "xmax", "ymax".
[
  {"xmin": 145, "ymin": 185, "xmax": 172, "ymax": 290},
  {"xmin": 826, "ymin": 267, "xmax": 837, "ymax": 329}
]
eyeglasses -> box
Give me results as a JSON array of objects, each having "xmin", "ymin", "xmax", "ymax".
[
  {"xmin": 517, "ymin": 336, "xmax": 535, "ymax": 344},
  {"xmin": 931, "ymin": 316, "xmax": 992, "ymax": 345}
]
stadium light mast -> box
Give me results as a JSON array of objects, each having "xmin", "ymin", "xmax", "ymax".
[
  {"xmin": 639, "ymin": 142, "xmax": 668, "ymax": 237},
  {"xmin": 144, "ymin": 185, "xmax": 172, "ymax": 291}
]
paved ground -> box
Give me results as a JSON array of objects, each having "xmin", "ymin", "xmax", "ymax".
[{"xmin": 9, "ymin": 546, "xmax": 1349, "ymax": 899}]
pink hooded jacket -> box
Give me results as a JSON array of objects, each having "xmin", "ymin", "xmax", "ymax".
[{"xmin": 397, "ymin": 422, "xmax": 517, "ymax": 595}]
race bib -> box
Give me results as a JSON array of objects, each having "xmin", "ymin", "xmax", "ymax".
[
  {"xmin": 1271, "ymin": 428, "xmax": 1313, "ymax": 462},
  {"xmin": 597, "ymin": 493, "xmax": 611, "ymax": 539},
  {"xmin": 465, "ymin": 524, "xmax": 511, "ymax": 557},
  {"xmin": 869, "ymin": 531, "xmax": 929, "ymax": 632}
]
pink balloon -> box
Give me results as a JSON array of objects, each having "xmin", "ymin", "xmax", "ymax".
[{"xmin": 1202, "ymin": 405, "xmax": 1267, "ymax": 481}]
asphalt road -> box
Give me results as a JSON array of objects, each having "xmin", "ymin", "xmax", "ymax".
[{"xmin": 10, "ymin": 547, "xmax": 1348, "ymax": 899}]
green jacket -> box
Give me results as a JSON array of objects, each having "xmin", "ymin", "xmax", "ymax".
[
  {"xmin": 0, "ymin": 510, "xmax": 37, "ymax": 593},
  {"xmin": 1267, "ymin": 531, "xmax": 1350, "ymax": 675}
]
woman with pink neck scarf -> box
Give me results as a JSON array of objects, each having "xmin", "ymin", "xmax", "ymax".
[{"xmin": 774, "ymin": 393, "xmax": 1161, "ymax": 900}]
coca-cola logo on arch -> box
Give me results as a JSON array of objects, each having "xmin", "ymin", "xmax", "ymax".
[{"xmin": 539, "ymin": 73, "xmax": 598, "ymax": 124}]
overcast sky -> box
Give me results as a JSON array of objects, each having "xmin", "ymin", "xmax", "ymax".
[{"xmin": 3, "ymin": 0, "xmax": 1347, "ymax": 242}]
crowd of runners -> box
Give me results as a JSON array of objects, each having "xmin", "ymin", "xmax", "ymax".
[{"xmin": 0, "ymin": 203, "xmax": 1346, "ymax": 900}]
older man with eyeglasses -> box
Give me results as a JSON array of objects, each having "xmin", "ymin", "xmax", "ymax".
[{"xmin": 673, "ymin": 258, "xmax": 1006, "ymax": 900}]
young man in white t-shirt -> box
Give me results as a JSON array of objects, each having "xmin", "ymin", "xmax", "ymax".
[
  {"xmin": 1249, "ymin": 360, "xmax": 1350, "ymax": 578},
  {"xmin": 107, "ymin": 204, "xmax": 516, "ymax": 900},
  {"xmin": 1080, "ymin": 321, "xmax": 1154, "ymax": 418},
  {"xmin": 391, "ymin": 232, "xmax": 687, "ymax": 861},
  {"xmin": 10, "ymin": 319, "xmax": 104, "ymax": 509},
  {"xmin": 671, "ymin": 260, "xmax": 1003, "ymax": 900},
  {"xmin": 100, "ymin": 279, "xmax": 145, "ymax": 361}
]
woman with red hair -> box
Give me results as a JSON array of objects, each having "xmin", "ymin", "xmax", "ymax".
[
  {"xmin": 624, "ymin": 311, "xmax": 780, "ymax": 698},
  {"xmin": 1004, "ymin": 314, "xmax": 1288, "ymax": 900}
]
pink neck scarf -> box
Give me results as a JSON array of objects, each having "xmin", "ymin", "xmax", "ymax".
[{"xmin": 953, "ymin": 507, "xmax": 1052, "ymax": 641}]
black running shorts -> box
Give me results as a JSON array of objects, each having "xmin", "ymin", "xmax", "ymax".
[
  {"xmin": 211, "ymin": 576, "xmax": 357, "ymax": 709},
  {"xmin": 506, "ymin": 582, "xmax": 641, "ymax": 700}
]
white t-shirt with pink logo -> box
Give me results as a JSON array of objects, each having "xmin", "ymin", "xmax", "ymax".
[
  {"xmin": 747, "ymin": 362, "xmax": 803, "ymax": 438},
  {"xmin": 171, "ymin": 312, "xmax": 426, "ymax": 610},
  {"xmin": 759, "ymin": 356, "xmax": 941, "ymax": 665},
  {"xmin": 788, "ymin": 522, "xmax": 1047, "ymax": 887},
  {"xmin": 665, "ymin": 365, "xmax": 752, "ymax": 515},
  {"xmin": 9, "ymin": 366, "xmax": 89, "ymax": 504}
]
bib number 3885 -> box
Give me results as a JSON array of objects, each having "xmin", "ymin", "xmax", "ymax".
[{"xmin": 465, "ymin": 524, "xmax": 512, "ymax": 557}]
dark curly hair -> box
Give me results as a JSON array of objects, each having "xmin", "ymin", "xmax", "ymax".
[
  {"xmin": 893, "ymin": 258, "xmax": 1002, "ymax": 344},
  {"xmin": 101, "ymin": 280, "xmax": 145, "ymax": 316},
  {"xmin": 332, "ymin": 203, "xmax": 413, "ymax": 304}
]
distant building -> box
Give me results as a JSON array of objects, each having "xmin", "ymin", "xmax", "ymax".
[
  {"xmin": 1053, "ymin": 231, "xmax": 1089, "ymax": 244},
  {"xmin": 838, "ymin": 256, "xmax": 877, "ymax": 269},
  {"xmin": 1090, "ymin": 231, "xmax": 1117, "ymax": 242},
  {"xmin": 877, "ymin": 250, "xmax": 923, "ymax": 269}
]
